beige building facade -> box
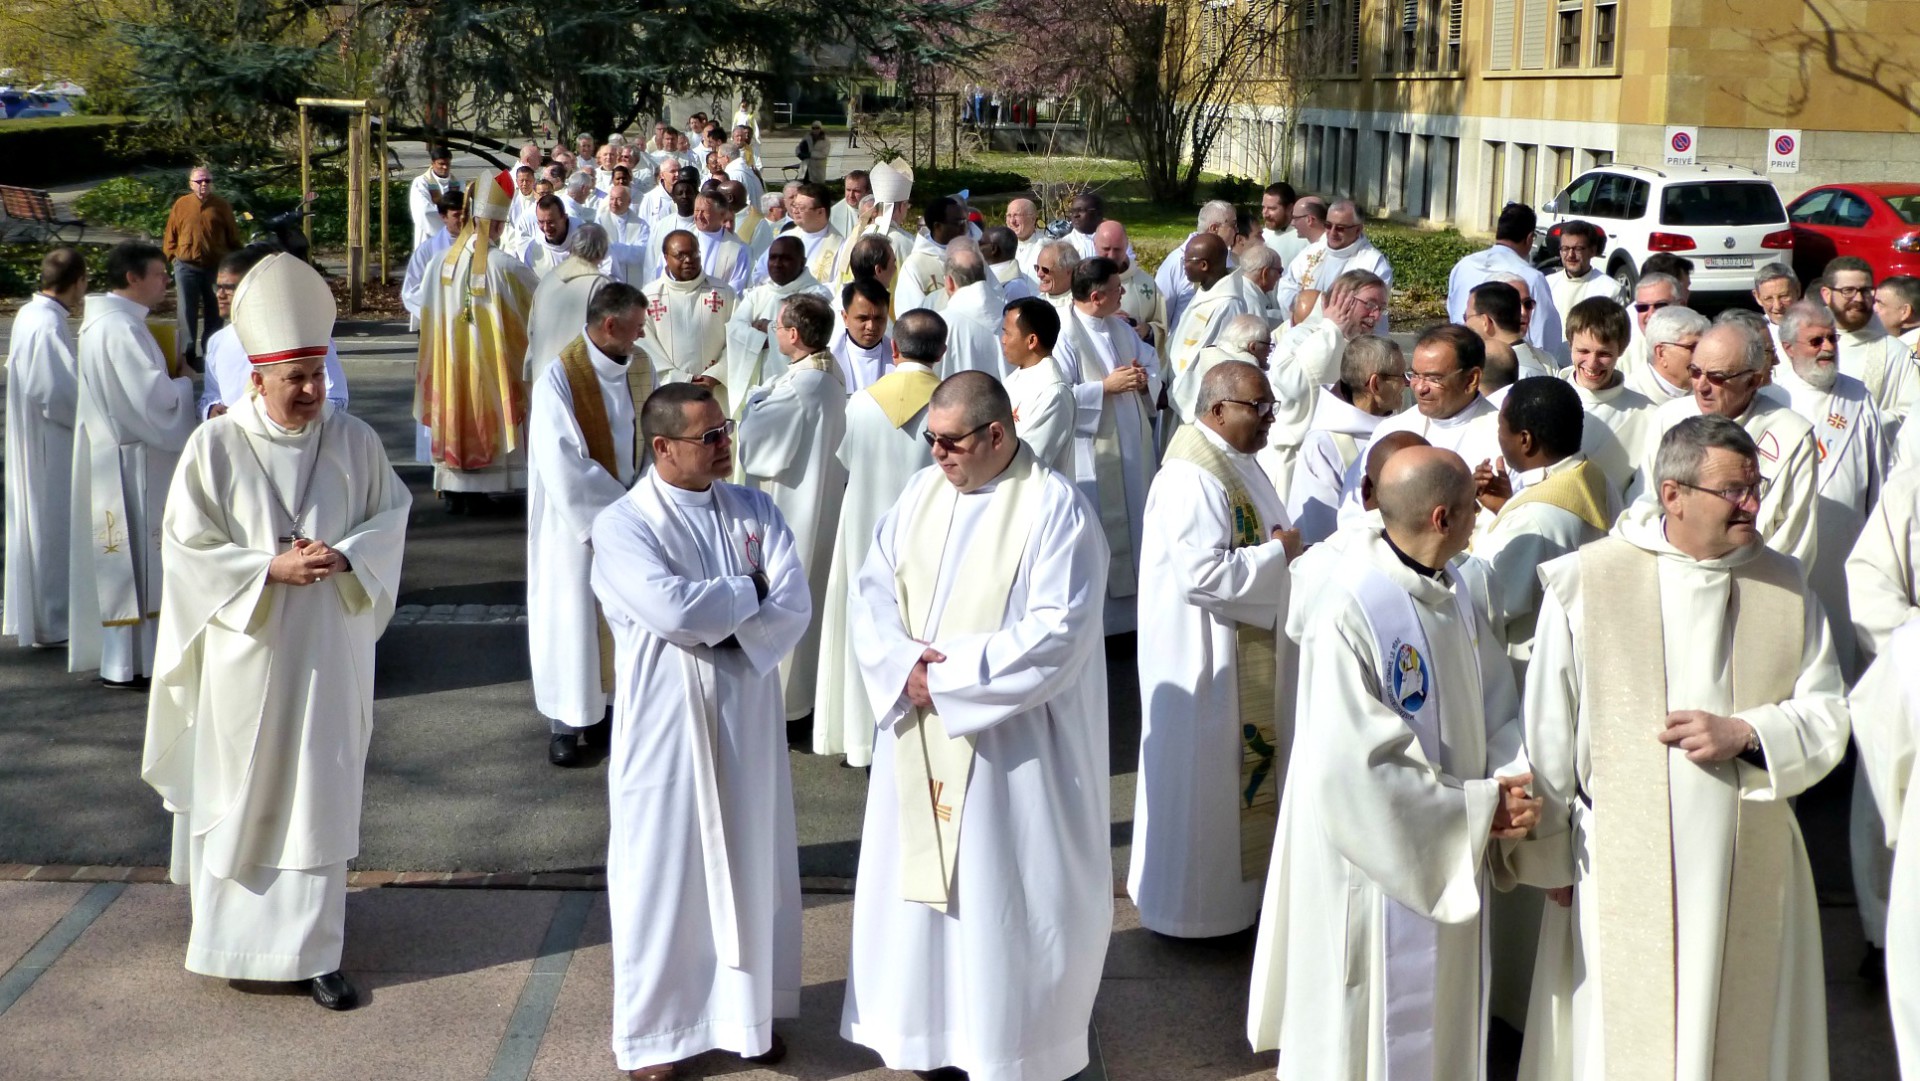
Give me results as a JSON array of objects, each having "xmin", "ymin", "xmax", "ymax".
[{"xmin": 1205, "ymin": 0, "xmax": 1920, "ymax": 233}]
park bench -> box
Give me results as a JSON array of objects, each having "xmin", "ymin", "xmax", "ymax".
[{"xmin": 0, "ymin": 184, "xmax": 85, "ymax": 243}]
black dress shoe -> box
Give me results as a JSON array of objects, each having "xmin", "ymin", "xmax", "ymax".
[
  {"xmin": 309, "ymin": 970, "xmax": 359, "ymax": 1010},
  {"xmin": 582, "ymin": 712, "xmax": 613, "ymax": 752},
  {"xmin": 549, "ymin": 733, "xmax": 583, "ymax": 767},
  {"xmin": 1862, "ymin": 944, "xmax": 1887, "ymax": 983},
  {"xmin": 742, "ymin": 1033, "xmax": 786, "ymax": 1065},
  {"xmin": 100, "ymin": 675, "xmax": 151, "ymax": 691}
]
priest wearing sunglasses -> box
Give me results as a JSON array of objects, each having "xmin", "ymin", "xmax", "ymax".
[
  {"xmin": 1635, "ymin": 319, "xmax": 1818, "ymax": 578},
  {"xmin": 589, "ymin": 381, "xmax": 811, "ymax": 1081}
]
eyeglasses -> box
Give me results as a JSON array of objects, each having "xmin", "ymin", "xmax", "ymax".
[
  {"xmin": 1217, "ymin": 398, "xmax": 1277, "ymax": 418},
  {"xmin": 1520, "ymin": 298, "xmax": 1537, "ymax": 310},
  {"xmin": 1674, "ymin": 479, "xmax": 1767, "ymax": 507},
  {"xmin": 1407, "ymin": 368, "xmax": 1464, "ymax": 386},
  {"xmin": 1326, "ymin": 222, "xmax": 1361, "ymax": 234},
  {"xmin": 664, "ymin": 419, "xmax": 736, "ymax": 446},
  {"xmin": 1828, "ymin": 285, "xmax": 1872, "ymax": 299},
  {"xmin": 190, "ymin": 177, "xmax": 211, "ymax": 185},
  {"xmin": 1634, "ymin": 300, "xmax": 1672, "ymax": 313},
  {"xmin": 1559, "ymin": 244, "xmax": 1592, "ymax": 255},
  {"xmin": 924, "ymin": 420, "xmax": 993, "ymax": 453},
  {"xmin": 1686, "ymin": 365, "xmax": 1757, "ymax": 387},
  {"xmin": 214, "ymin": 283, "xmax": 238, "ymax": 296}
]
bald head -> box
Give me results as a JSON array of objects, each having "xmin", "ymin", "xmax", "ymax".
[
  {"xmin": 1197, "ymin": 359, "xmax": 1265, "ymax": 413},
  {"xmin": 1362, "ymin": 431, "xmax": 1430, "ymax": 510},
  {"xmin": 1377, "ymin": 447, "xmax": 1478, "ymax": 561},
  {"xmin": 1092, "ymin": 220, "xmax": 1130, "ymax": 266}
]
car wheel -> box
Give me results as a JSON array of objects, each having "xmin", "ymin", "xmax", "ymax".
[{"xmin": 1610, "ymin": 257, "xmax": 1636, "ymax": 295}]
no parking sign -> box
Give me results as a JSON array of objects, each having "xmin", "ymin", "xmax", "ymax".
[
  {"xmin": 1769, "ymin": 129, "xmax": 1802, "ymax": 173},
  {"xmin": 1665, "ymin": 126, "xmax": 1698, "ymax": 166}
]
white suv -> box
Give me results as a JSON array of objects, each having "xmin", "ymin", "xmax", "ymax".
[{"xmin": 1535, "ymin": 163, "xmax": 1794, "ymax": 295}]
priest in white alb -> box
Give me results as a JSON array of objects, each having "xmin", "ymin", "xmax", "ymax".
[
  {"xmin": 811, "ymin": 311, "xmax": 940, "ymax": 764},
  {"xmin": 69, "ymin": 240, "xmax": 197, "ymax": 686},
  {"xmin": 736, "ymin": 293, "xmax": 847, "ymax": 727},
  {"xmin": 1513, "ymin": 415, "xmax": 1847, "ymax": 1081},
  {"xmin": 1260, "ymin": 269, "xmax": 1388, "ymax": 499},
  {"xmin": 640, "ymin": 230, "xmax": 736, "ymax": 407},
  {"xmin": 762, "ymin": 183, "xmax": 841, "ymax": 285},
  {"xmin": 1849, "ymin": 620, "xmax": 1920, "ymax": 1074},
  {"xmin": 1337, "ymin": 325, "xmax": 1500, "ymax": 525},
  {"xmin": 1054, "ymin": 256, "xmax": 1160, "ymax": 634},
  {"xmin": 723, "ymin": 236, "xmax": 830, "ymax": 410},
  {"xmin": 1285, "ymin": 333, "xmax": 1402, "ymax": 543},
  {"xmin": 1132, "ymin": 362, "xmax": 1302, "ymax": 938},
  {"xmin": 1096, "ymin": 221, "xmax": 1167, "ymax": 362},
  {"xmin": 142, "ymin": 253, "xmax": 410, "ymax": 1012},
  {"xmin": 1248, "ymin": 445, "xmax": 1534, "ymax": 1078},
  {"xmin": 1826, "ymin": 257, "xmax": 1920, "ymax": 427},
  {"xmin": 1166, "ymin": 233, "xmax": 1248, "ymax": 429},
  {"xmin": 844, "ymin": 371, "xmax": 1113, "ymax": 1081},
  {"xmin": 401, "ymin": 189, "xmax": 463, "ymax": 332},
  {"xmin": 591, "ymin": 382, "xmax": 810, "ymax": 1080},
  {"xmin": 1001, "ymin": 298, "xmax": 1076, "ymax": 473},
  {"xmin": 5, "ymin": 247, "xmax": 85, "ymax": 648},
  {"xmin": 1560, "ymin": 297, "xmax": 1656, "ymax": 503},
  {"xmin": 833, "ymin": 277, "xmax": 895, "ymax": 395},
  {"xmin": 527, "ymin": 283, "xmax": 647, "ymax": 768},
  {"xmin": 416, "ymin": 170, "xmax": 540, "ymax": 510},
  {"xmin": 895, "ymin": 196, "xmax": 967, "ymax": 314},
  {"xmin": 1274, "ymin": 201, "xmax": 1394, "ymax": 334},
  {"xmin": 935, "ymin": 238, "xmax": 1004, "ymax": 376},
  {"xmin": 523, "ymin": 223, "xmax": 615, "ymax": 384}
]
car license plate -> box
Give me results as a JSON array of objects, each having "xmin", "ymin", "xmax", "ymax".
[{"xmin": 1705, "ymin": 256, "xmax": 1752, "ymax": 268}]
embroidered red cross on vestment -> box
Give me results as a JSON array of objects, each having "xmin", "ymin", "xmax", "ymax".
[
  {"xmin": 648, "ymin": 300, "xmax": 667, "ymax": 320},
  {"xmin": 704, "ymin": 291, "xmax": 724, "ymax": 312},
  {"xmin": 1827, "ymin": 412, "xmax": 1848, "ymax": 430}
]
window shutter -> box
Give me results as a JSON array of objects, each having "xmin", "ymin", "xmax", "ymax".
[
  {"xmin": 1520, "ymin": 0, "xmax": 1548, "ymax": 69},
  {"xmin": 1491, "ymin": 0, "xmax": 1515, "ymax": 69},
  {"xmin": 1347, "ymin": 0, "xmax": 1362, "ymax": 71},
  {"xmin": 1448, "ymin": 0, "xmax": 1464, "ymax": 48}
]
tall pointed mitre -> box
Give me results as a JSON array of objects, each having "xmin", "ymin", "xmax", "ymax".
[{"xmin": 230, "ymin": 252, "xmax": 335, "ymax": 365}]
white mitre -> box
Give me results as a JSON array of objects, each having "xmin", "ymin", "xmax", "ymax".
[{"xmin": 230, "ymin": 252, "xmax": 336, "ymax": 366}]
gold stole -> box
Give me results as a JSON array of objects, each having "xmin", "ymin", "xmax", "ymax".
[
  {"xmin": 866, "ymin": 366, "xmax": 941, "ymax": 428},
  {"xmin": 1578, "ymin": 538, "xmax": 1802, "ymax": 1080},
  {"xmin": 892, "ymin": 444, "xmax": 1045, "ymax": 910},
  {"xmin": 558, "ymin": 335, "xmax": 643, "ymax": 691},
  {"xmin": 1164, "ymin": 426, "xmax": 1282, "ymax": 879},
  {"xmin": 1066, "ymin": 312, "xmax": 1148, "ymax": 599},
  {"xmin": 1499, "ymin": 459, "xmax": 1612, "ymax": 533}
]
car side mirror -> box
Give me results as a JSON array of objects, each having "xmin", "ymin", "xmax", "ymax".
[{"xmin": 1544, "ymin": 197, "xmax": 1558, "ymax": 214}]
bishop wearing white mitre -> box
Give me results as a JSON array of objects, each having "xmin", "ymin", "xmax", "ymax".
[
  {"xmin": 4, "ymin": 247, "xmax": 85, "ymax": 647},
  {"xmin": 844, "ymin": 371, "xmax": 1113, "ymax": 1081},
  {"xmin": 526, "ymin": 282, "xmax": 650, "ymax": 768},
  {"xmin": 590, "ymin": 381, "xmax": 810, "ymax": 1080},
  {"xmin": 810, "ymin": 311, "xmax": 942, "ymax": 765},
  {"xmin": 1132, "ymin": 362, "xmax": 1302, "ymax": 937},
  {"xmin": 142, "ymin": 253, "xmax": 410, "ymax": 1012},
  {"xmin": 69, "ymin": 240, "xmax": 196, "ymax": 686},
  {"xmin": 1514, "ymin": 415, "xmax": 1846, "ymax": 1081},
  {"xmin": 1248, "ymin": 445, "xmax": 1535, "ymax": 1079},
  {"xmin": 736, "ymin": 292, "xmax": 847, "ymax": 725}
]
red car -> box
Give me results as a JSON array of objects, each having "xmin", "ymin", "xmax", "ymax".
[{"xmin": 1785, "ymin": 182, "xmax": 1920, "ymax": 283}]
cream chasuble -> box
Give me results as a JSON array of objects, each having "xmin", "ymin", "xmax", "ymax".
[
  {"xmin": 722, "ymin": 273, "xmax": 832, "ymax": 414},
  {"xmin": 845, "ymin": 449, "xmax": 1112, "ymax": 1081},
  {"xmin": 1639, "ymin": 394, "xmax": 1819, "ymax": 577},
  {"xmin": 640, "ymin": 274, "xmax": 735, "ymax": 408},
  {"xmin": 1131, "ymin": 424, "xmax": 1296, "ymax": 937},
  {"xmin": 5, "ymin": 293, "xmax": 79, "ymax": 646}
]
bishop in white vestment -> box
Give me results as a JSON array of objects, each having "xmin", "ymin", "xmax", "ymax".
[
  {"xmin": 810, "ymin": 325, "xmax": 939, "ymax": 763},
  {"xmin": 736, "ymin": 293, "xmax": 848, "ymax": 722},
  {"xmin": 1248, "ymin": 446, "xmax": 1533, "ymax": 1079},
  {"xmin": 1132, "ymin": 362, "xmax": 1301, "ymax": 937},
  {"xmin": 69, "ymin": 245, "xmax": 197, "ymax": 683},
  {"xmin": 527, "ymin": 286, "xmax": 648, "ymax": 763},
  {"xmin": 142, "ymin": 255, "xmax": 409, "ymax": 1009},
  {"xmin": 1514, "ymin": 417, "xmax": 1846, "ymax": 1081},
  {"xmin": 5, "ymin": 253, "xmax": 84, "ymax": 647},
  {"xmin": 591, "ymin": 383, "xmax": 810, "ymax": 1076},
  {"xmin": 723, "ymin": 236, "xmax": 831, "ymax": 410},
  {"xmin": 844, "ymin": 372, "xmax": 1112, "ymax": 1081}
]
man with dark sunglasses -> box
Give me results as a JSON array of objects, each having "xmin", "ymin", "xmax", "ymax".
[{"xmin": 1638, "ymin": 321, "xmax": 1817, "ymax": 576}]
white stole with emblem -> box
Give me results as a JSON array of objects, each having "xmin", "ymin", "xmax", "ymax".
[{"xmin": 1347, "ymin": 563, "xmax": 1481, "ymax": 1081}]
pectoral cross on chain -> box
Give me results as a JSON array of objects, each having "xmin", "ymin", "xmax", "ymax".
[{"xmin": 930, "ymin": 780, "xmax": 953, "ymax": 823}]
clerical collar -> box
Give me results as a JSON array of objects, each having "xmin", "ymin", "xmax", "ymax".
[
  {"xmin": 582, "ymin": 332, "xmax": 630, "ymax": 370},
  {"xmin": 662, "ymin": 275, "xmax": 707, "ymax": 294},
  {"xmin": 653, "ymin": 468, "xmax": 716, "ymax": 504},
  {"xmin": 894, "ymin": 360, "xmax": 936, "ymax": 374},
  {"xmin": 1381, "ymin": 530, "xmax": 1446, "ymax": 579}
]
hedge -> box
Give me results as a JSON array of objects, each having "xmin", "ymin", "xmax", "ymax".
[
  {"xmin": 0, "ymin": 242, "xmax": 111, "ymax": 298},
  {"xmin": 827, "ymin": 167, "xmax": 1032, "ymax": 202},
  {"xmin": 0, "ymin": 116, "xmax": 185, "ymax": 187},
  {"xmin": 75, "ymin": 172, "xmax": 415, "ymax": 260}
]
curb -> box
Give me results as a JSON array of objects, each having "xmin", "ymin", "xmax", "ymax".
[{"xmin": 0, "ymin": 864, "xmax": 858, "ymax": 894}]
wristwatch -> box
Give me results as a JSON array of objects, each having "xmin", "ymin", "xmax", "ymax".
[{"xmin": 1743, "ymin": 724, "xmax": 1762, "ymax": 755}]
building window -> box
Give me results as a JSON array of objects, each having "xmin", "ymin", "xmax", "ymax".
[
  {"xmin": 1386, "ymin": 0, "xmax": 1464, "ymax": 73},
  {"xmin": 1556, "ymin": 0, "xmax": 1582, "ymax": 66},
  {"xmin": 1591, "ymin": 0, "xmax": 1617, "ymax": 65}
]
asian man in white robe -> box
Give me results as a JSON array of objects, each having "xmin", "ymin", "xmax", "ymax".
[
  {"xmin": 811, "ymin": 310, "xmax": 940, "ymax": 764},
  {"xmin": 143, "ymin": 253, "xmax": 410, "ymax": 1011},
  {"xmin": 845, "ymin": 371, "xmax": 1112, "ymax": 1081},
  {"xmin": 5, "ymin": 247, "xmax": 85, "ymax": 647},
  {"xmin": 1248, "ymin": 445, "xmax": 1534, "ymax": 1078},
  {"xmin": 833, "ymin": 276, "xmax": 895, "ymax": 395},
  {"xmin": 1514, "ymin": 415, "xmax": 1848, "ymax": 1081},
  {"xmin": 1132, "ymin": 362, "xmax": 1302, "ymax": 938},
  {"xmin": 736, "ymin": 292, "xmax": 847, "ymax": 728},
  {"xmin": 69, "ymin": 240, "xmax": 197, "ymax": 686},
  {"xmin": 527, "ymin": 282, "xmax": 647, "ymax": 767},
  {"xmin": 723, "ymin": 236, "xmax": 830, "ymax": 410},
  {"xmin": 1000, "ymin": 298, "xmax": 1075, "ymax": 473},
  {"xmin": 591, "ymin": 382, "xmax": 810, "ymax": 1080},
  {"xmin": 1053, "ymin": 256, "xmax": 1160, "ymax": 635}
]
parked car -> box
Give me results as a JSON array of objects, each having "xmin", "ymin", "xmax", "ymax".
[
  {"xmin": 1785, "ymin": 183, "xmax": 1920, "ymax": 284},
  {"xmin": 1535, "ymin": 162, "xmax": 1793, "ymax": 295},
  {"xmin": 0, "ymin": 88, "xmax": 76, "ymax": 119}
]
